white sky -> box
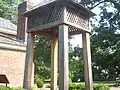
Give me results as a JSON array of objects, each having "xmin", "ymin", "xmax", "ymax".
[{"xmin": 31, "ymin": 0, "xmax": 99, "ymax": 48}]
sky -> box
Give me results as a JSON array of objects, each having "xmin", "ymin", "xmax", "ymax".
[{"xmin": 31, "ymin": 0, "xmax": 100, "ymax": 48}]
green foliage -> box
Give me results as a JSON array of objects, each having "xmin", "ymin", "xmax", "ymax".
[
  {"xmin": 69, "ymin": 83, "xmax": 85, "ymax": 90},
  {"xmin": 34, "ymin": 36, "xmax": 51, "ymax": 80},
  {"xmin": 69, "ymin": 45, "xmax": 84, "ymax": 82},
  {"xmin": 34, "ymin": 74, "xmax": 44, "ymax": 88},
  {"xmin": 69, "ymin": 84, "xmax": 110, "ymax": 90},
  {"xmin": 94, "ymin": 84, "xmax": 109, "ymax": 90},
  {"xmin": 81, "ymin": 0, "xmax": 120, "ymax": 81},
  {"xmin": 0, "ymin": 0, "xmax": 23, "ymax": 24},
  {"xmin": 0, "ymin": 86, "xmax": 10, "ymax": 90},
  {"xmin": 10, "ymin": 87, "xmax": 24, "ymax": 90},
  {"xmin": 0, "ymin": 86, "xmax": 24, "ymax": 90},
  {"xmin": 36, "ymin": 79, "xmax": 44, "ymax": 88},
  {"xmin": 0, "ymin": 85, "xmax": 37, "ymax": 90}
]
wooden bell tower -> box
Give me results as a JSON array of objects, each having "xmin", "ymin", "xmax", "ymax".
[{"xmin": 20, "ymin": 0, "xmax": 95, "ymax": 90}]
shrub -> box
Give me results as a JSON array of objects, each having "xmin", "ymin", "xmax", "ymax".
[
  {"xmin": 0, "ymin": 86, "xmax": 10, "ymax": 90},
  {"xmin": 36, "ymin": 79, "xmax": 44, "ymax": 88},
  {"xmin": 10, "ymin": 87, "xmax": 23, "ymax": 90},
  {"xmin": 94, "ymin": 84, "xmax": 110, "ymax": 90},
  {"xmin": 0, "ymin": 85, "xmax": 37, "ymax": 90},
  {"xmin": 69, "ymin": 83, "xmax": 85, "ymax": 90},
  {"xmin": 35, "ymin": 74, "xmax": 44, "ymax": 88},
  {"xmin": 69, "ymin": 83, "xmax": 110, "ymax": 90}
]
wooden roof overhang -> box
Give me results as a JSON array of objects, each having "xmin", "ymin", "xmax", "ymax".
[{"xmin": 23, "ymin": 0, "xmax": 95, "ymax": 37}]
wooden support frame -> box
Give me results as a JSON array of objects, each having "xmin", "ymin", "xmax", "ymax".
[
  {"xmin": 23, "ymin": 33, "xmax": 35, "ymax": 90},
  {"xmin": 51, "ymin": 37, "xmax": 58, "ymax": 90},
  {"xmin": 58, "ymin": 25, "xmax": 69, "ymax": 90},
  {"xmin": 82, "ymin": 32, "xmax": 93, "ymax": 90},
  {"xmin": 22, "ymin": 1, "xmax": 94, "ymax": 90}
]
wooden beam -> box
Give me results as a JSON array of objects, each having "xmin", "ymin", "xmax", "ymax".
[
  {"xmin": 51, "ymin": 37, "xmax": 58, "ymax": 90},
  {"xmin": 64, "ymin": 21, "xmax": 90, "ymax": 33},
  {"xmin": 27, "ymin": 20, "xmax": 62, "ymax": 32},
  {"xmin": 69, "ymin": 30, "xmax": 82, "ymax": 36},
  {"xmin": 58, "ymin": 25, "xmax": 69, "ymax": 90},
  {"xmin": 33, "ymin": 31, "xmax": 52, "ymax": 38},
  {"xmin": 82, "ymin": 32, "xmax": 93, "ymax": 90},
  {"xmin": 23, "ymin": 33, "xmax": 35, "ymax": 90}
]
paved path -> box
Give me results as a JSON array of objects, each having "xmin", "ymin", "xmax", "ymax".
[{"xmin": 110, "ymin": 87, "xmax": 120, "ymax": 90}]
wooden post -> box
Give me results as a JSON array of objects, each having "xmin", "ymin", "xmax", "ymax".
[
  {"xmin": 58, "ymin": 25, "xmax": 69, "ymax": 90},
  {"xmin": 51, "ymin": 38, "xmax": 58, "ymax": 90},
  {"xmin": 31, "ymin": 63, "xmax": 35, "ymax": 86},
  {"xmin": 23, "ymin": 33, "xmax": 35, "ymax": 90},
  {"xmin": 82, "ymin": 32, "xmax": 93, "ymax": 90}
]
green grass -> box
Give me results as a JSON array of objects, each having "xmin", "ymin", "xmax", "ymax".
[
  {"xmin": 73, "ymin": 81, "xmax": 115, "ymax": 86},
  {"xmin": 44, "ymin": 81, "xmax": 115, "ymax": 87}
]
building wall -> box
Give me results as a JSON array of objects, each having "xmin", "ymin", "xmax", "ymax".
[
  {"xmin": 0, "ymin": 47, "xmax": 26, "ymax": 85},
  {"xmin": 0, "ymin": 17, "xmax": 34, "ymax": 86}
]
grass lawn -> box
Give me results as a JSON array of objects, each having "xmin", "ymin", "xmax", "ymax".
[
  {"xmin": 73, "ymin": 81, "xmax": 115, "ymax": 86},
  {"xmin": 44, "ymin": 81, "xmax": 115, "ymax": 87}
]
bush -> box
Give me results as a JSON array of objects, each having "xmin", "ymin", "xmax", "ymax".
[
  {"xmin": 36, "ymin": 79, "xmax": 44, "ymax": 88},
  {"xmin": 0, "ymin": 86, "xmax": 24, "ymax": 90},
  {"xmin": 0, "ymin": 83, "xmax": 110, "ymax": 90},
  {"xmin": 34, "ymin": 74, "xmax": 44, "ymax": 88},
  {"xmin": 94, "ymin": 84, "xmax": 110, "ymax": 90},
  {"xmin": 10, "ymin": 87, "xmax": 23, "ymax": 90},
  {"xmin": 69, "ymin": 83, "xmax": 85, "ymax": 90},
  {"xmin": 69, "ymin": 83, "xmax": 110, "ymax": 90},
  {"xmin": 0, "ymin": 85, "xmax": 37, "ymax": 90},
  {"xmin": 0, "ymin": 86, "xmax": 10, "ymax": 90}
]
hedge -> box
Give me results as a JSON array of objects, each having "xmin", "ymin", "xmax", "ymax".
[
  {"xmin": 0, "ymin": 85, "xmax": 36, "ymax": 90},
  {"xmin": 69, "ymin": 84, "xmax": 110, "ymax": 90},
  {"xmin": 0, "ymin": 84, "xmax": 110, "ymax": 90}
]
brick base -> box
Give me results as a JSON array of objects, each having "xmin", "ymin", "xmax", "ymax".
[{"xmin": 0, "ymin": 49, "xmax": 25, "ymax": 86}]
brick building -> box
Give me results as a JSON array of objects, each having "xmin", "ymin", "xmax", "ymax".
[{"xmin": 0, "ymin": 17, "xmax": 26, "ymax": 86}]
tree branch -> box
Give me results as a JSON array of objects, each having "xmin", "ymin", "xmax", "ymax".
[
  {"xmin": 89, "ymin": 1, "xmax": 105, "ymax": 10},
  {"xmin": 80, "ymin": 0, "xmax": 120, "ymax": 10}
]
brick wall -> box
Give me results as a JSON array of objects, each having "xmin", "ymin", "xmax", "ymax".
[
  {"xmin": 0, "ymin": 48, "xmax": 25, "ymax": 85},
  {"xmin": 0, "ymin": 17, "xmax": 34, "ymax": 86}
]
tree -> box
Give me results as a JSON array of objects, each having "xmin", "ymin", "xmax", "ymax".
[
  {"xmin": 69, "ymin": 44, "xmax": 84, "ymax": 82},
  {"xmin": 34, "ymin": 36, "xmax": 51, "ymax": 80},
  {"xmin": 87, "ymin": 0, "xmax": 120, "ymax": 80},
  {"xmin": 0, "ymin": 0, "xmax": 23, "ymax": 24}
]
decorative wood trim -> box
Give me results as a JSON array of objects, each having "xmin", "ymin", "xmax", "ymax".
[
  {"xmin": 27, "ymin": 20, "xmax": 62, "ymax": 32},
  {"xmin": 0, "ymin": 42, "xmax": 26, "ymax": 51},
  {"xmin": 0, "ymin": 27, "xmax": 17, "ymax": 35},
  {"xmin": 64, "ymin": 21, "xmax": 90, "ymax": 33}
]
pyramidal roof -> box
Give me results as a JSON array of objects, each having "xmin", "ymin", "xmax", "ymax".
[
  {"xmin": 33, "ymin": 0, "xmax": 81, "ymax": 9},
  {"xmin": 33, "ymin": 0, "xmax": 56, "ymax": 9},
  {"xmin": 23, "ymin": 0, "xmax": 95, "ymax": 17}
]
